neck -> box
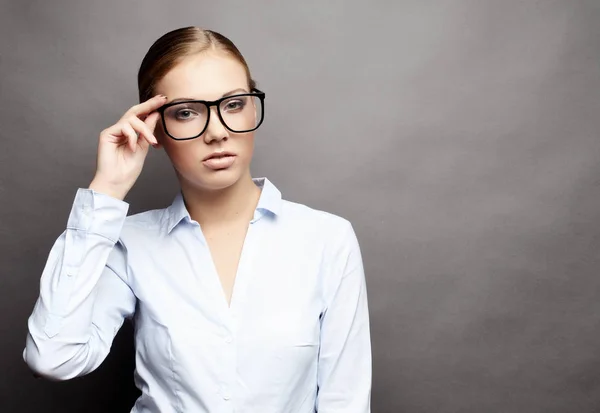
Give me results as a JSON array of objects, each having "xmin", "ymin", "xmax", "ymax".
[{"xmin": 180, "ymin": 173, "xmax": 261, "ymax": 227}]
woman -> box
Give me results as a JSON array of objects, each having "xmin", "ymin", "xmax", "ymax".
[{"xmin": 24, "ymin": 26, "xmax": 372, "ymax": 412}]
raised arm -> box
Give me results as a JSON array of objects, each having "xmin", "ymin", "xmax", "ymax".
[{"xmin": 24, "ymin": 95, "xmax": 167, "ymax": 380}]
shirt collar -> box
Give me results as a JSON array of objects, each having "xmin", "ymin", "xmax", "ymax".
[{"xmin": 166, "ymin": 177, "xmax": 282, "ymax": 233}]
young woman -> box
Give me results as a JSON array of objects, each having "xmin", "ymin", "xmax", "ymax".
[{"xmin": 24, "ymin": 26, "xmax": 372, "ymax": 413}]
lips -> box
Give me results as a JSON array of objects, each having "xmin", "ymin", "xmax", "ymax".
[
  {"xmin": 202, "ymin": 151, "xmax": 236, "ymax": 170},
  {"xmin": 203, "ymin": 151, "xmax": 235, "ymax": 161}
]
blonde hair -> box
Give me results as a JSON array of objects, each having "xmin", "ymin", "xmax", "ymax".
[{"xmin": 137, "ymin": 26, "xmax": 256, "ymax": 102}]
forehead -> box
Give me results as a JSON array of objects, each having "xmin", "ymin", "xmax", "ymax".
[{"xmin": 157, "ymin": 52, "xmax": 248, "ymax": 100}]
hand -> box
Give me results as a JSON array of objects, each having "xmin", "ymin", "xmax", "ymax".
[{"xmin": 89, "ymin": 95, "xmax": 168, "ymax": 200}]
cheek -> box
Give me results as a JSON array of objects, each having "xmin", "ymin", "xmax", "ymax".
[
  {"xmin": 237, "ymin": 133, "xmax": 256, "ymax": 158},
  {"xmin": 163, "ymin": 141, "xmax": 201, "ymax": 169}
]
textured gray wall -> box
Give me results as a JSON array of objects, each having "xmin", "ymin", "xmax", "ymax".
[{"xmin": 2, "ymin": 0, "xmax": 600, "ymax": 412}]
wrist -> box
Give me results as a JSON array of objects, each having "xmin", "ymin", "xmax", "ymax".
[{"xmin": 88, "ymin": 179, "xmax": 130, "ymax": 201}]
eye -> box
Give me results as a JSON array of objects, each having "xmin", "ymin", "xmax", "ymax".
[
  {"xmin": 223, "ymin": 98, "xmax": 246, "ymax": 112},
  {"xmin": 176, "ymin": 109, "xmax": 194, "ymax": 120}
]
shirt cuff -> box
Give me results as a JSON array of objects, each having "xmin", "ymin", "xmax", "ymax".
[{"xmin": 66, "ymin": 188, "xmax": 129, "ymax": 242}]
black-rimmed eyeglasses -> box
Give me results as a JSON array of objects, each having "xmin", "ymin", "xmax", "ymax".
[{"xmin": 157, "ymin": 89, "xmax": 265, "ymax": 141}]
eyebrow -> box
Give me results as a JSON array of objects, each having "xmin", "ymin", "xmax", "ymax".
[{"xmin": 168, "ymin": 88, "xmax": 248, "ymax": 104}]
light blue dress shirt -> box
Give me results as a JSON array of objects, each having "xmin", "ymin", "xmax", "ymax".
[{"xmin": 24, "ymin": 177, "xmax": 372, "ymax": 412}]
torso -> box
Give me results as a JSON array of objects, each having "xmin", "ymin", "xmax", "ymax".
[{"xmin": 118, "ymin": 179, "xmax": 355, "ymax": 412}]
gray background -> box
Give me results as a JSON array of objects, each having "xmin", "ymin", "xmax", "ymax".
[{"xmin": 1, "ymin": 0, "xmax": 599, "ymax": 411}]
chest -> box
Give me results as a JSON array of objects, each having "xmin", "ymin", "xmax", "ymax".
[
  {"xmin": 202, "ymin": 221, "xmax": 249, "ymax": 306},
  {"xmin": 127, "ymin": 222, "xmax": 326, "ymax": 336}
]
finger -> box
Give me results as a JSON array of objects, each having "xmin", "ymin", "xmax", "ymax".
[
  {"xmin": 144, "ymin": 112, "xmax": 161, "ymax": 148},
  {"xmin": 121, "ymin": 122, "xmax": 139, "ymax": 153},
  {"xmin": 144, "ymin": 111, "xmax": 160, "ymax": 133},
  {"xmin": 101, "ymin": 122, "xmax": 126, "ymax": 139},
  {"xmin": 124, "ymin": 95, "xmax": 168, "ymax": 120},
  {"xmin": 128, "ymin": 115, "xmax": 158, "ymax": 146}
]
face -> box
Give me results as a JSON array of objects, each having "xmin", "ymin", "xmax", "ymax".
[{"xmin": 153, "ymin": 52, "xmax": 258, "ymax": 193}]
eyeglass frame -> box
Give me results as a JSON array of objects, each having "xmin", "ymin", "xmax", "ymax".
[{"xmin": 156, "ymin": 88, "xmax": 266, "ymax": 141}]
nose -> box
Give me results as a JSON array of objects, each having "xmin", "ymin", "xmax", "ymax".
[{"xmin": 203, "ymin": 107, "xmax": 228, "ymax": 144}]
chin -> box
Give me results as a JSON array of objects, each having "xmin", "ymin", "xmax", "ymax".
[{"xmin": 189, "ymin": 169, "xmax": 245, "ymax": 192}]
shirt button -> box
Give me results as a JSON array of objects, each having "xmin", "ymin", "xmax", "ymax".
[
  {"xmin": 225, "ymin": 335, "xmax": 233, "ymax": 344},
  {"xmin": 222, "ymin": 388, "xmax": 231, "ymax": 400}
]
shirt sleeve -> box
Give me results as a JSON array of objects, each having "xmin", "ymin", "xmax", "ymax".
[
  {"xmin": 317, "ymin": 222, "xmax": 372, "ymax": 412},
  {"xmin": 23, "ymin": 188, "xmax": 137, "ymax": 380}
]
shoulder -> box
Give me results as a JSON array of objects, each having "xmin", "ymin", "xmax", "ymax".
[
  {"xmin": 282, "ymin": 197, "xmax": 350, "ymax": 226},
  {"xmin": 119, "ymin": 207, "xmax": 172, "ymax": 242},
  {"xmin": 279, "ymin": 198, "xmax": 358, "ymax": 251}
]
